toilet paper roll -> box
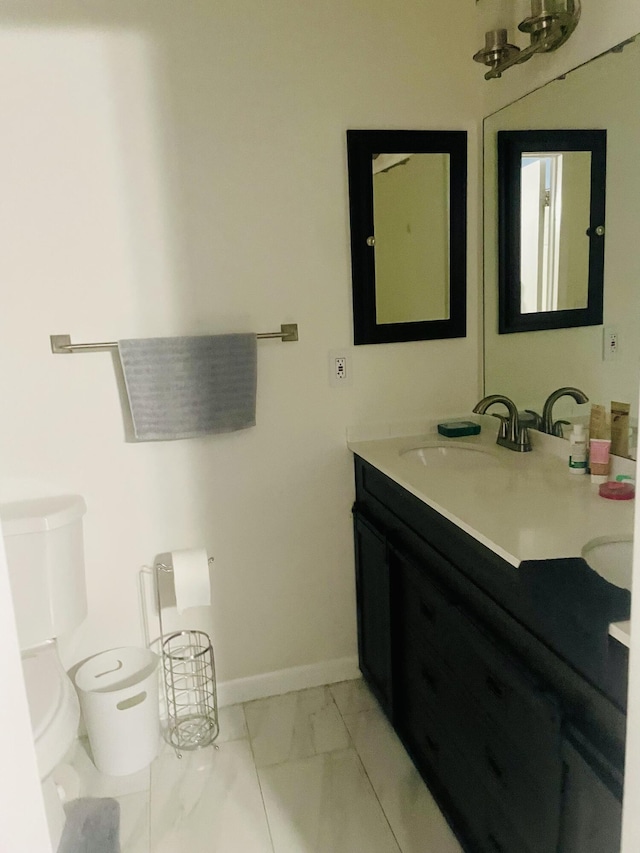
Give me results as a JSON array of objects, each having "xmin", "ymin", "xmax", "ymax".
[{"xmin": 171, "ymin": 547, "xmax": 211, "ymax": 614}]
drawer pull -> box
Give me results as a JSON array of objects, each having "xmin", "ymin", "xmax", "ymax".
[
  {"xmin": 420, "ymin": 665, "xmax": 438, "ymax": 692},
  {"xmin": 485, "ymin": 673, "xmax": 505, "ymax": 699},
  {"xmin": 485, "ymin": 750, "xmax": 505, "ymax": 783},
  {"xmin": 420, "ymin": 600, "xmax": 435, "ymax": 622},
  {"xmin": 487, "ymin": 832, "xmax": 506, "ymax": 853},
  {"xmin": 425, "ymin": 733, "xmax": 440, "ymax": 755}
]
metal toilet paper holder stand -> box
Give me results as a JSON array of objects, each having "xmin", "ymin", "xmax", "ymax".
[{"xmin": 154, "ymin": 558, "xmax": 219, "ymax": 756}]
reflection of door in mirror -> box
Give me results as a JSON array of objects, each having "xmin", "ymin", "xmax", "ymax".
[
  {"xmin": 372, "ymin": 153, "xmax": 450, "ymax": 324},
  {"xmin": 497, "ymin": 128, "xmax": 605, "ymax": 335},
  {"xmin": 520, "ymin": 151, "xmax": 591, "ymax": 314}
]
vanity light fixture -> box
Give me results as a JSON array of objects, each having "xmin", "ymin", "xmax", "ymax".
[
  {"xmin": 472, "ymin": 29, "xmax": 521, "ymax": 77},
  {"xmin": 474, "ymin": 0, "xmax": 581, "ymax": 80}
]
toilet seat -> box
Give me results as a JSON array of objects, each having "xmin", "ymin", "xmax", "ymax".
[{"xmin": 22, "ymin": 645, "xmax": 79, "ymax": 779}]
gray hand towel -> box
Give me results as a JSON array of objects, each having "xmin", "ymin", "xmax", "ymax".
[
  {"xmin": 58, "ymin": 797, "xmax": 120, "ymax": 853},
  {"xmin": 119, "ymin": 334, "xmax": 257, "ymax": 440}
]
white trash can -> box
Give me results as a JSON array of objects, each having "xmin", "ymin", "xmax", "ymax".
[{"xmin": 75, "ymin": 647, "xmax": 160, "ymax": 776}]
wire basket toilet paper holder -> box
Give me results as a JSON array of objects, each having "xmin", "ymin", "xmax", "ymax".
[{"xmin": 154, "ymin": 559, "xmax": 219, "ymax": 756}]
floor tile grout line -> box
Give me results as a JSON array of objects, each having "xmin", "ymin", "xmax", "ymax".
[
  {"xmin": 241, "ymin": 700, "xmax": 277, "ymax": 853},
  {"xmin": 242, "ymin": 685, "xmax": 354, "ymax": 771},
  {"xmin": 244, "ymin": 745, "xmax": 353, "ymax": 772},
  {"xmin": 351, "ymin": 746, "xmax": 404, "ymax": 853},
  {"xmin": 122, "ymin": 681, "xmax": 421, "ymax": 853},
  {"xmin": 329, "ymin": 685, "xmax": 405, "ymax": 853}
]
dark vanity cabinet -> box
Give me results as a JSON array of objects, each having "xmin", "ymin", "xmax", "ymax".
[
  {"xmin": 560, "ymin": 727, "xmax": 623, "ymax": 853},
  {"xmin": 352, "ymin": 456, "xmax": 626, "ymax": 853},
  {"xmin": 353, "ymin": 515, "xmax": 393, "ymax": 715}
]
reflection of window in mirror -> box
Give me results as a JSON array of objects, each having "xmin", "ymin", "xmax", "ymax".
[
  {"xmin": 520, "ymin": 151, "xmax": 591, "ymax": 314},
  {"xmin": 372, "ymin": 153, "xmax": 450, "ymax": 324}
]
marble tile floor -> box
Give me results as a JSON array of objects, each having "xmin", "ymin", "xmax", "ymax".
[{"xmin": 68, "ymin": 679, "xmax": 462, "ymax": 853}]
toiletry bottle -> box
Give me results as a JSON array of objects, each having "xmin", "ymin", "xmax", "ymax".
[
  {"xmin": 569, "ymin": 424, "xmax": 587, "ymax": 474},
  {"xmin": 589, "ymin": 437, "xmax": 611, "ymax": 483}
]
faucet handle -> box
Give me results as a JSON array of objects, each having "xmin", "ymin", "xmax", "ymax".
[
  {"xmin": 518, "ymin": 425, "xmax": 532, "ymax": 452},
  {"xmin": 552, "ymin": 419, "xmax": 571, "ymax": 437},
  {"xmin": 524, "ymin": 409, "xmax": 542, "ymax": 430},
  {"xmin": 491, "ymin": 413, "xmax": 509, "ymax": 440}
]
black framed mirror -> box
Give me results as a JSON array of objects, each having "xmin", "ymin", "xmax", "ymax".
[
  {"xmin": 347, "ymin": 129, "xmax": 467, "ymax": 345},
  {"xmin": 497, "ymin": 129, "xmax": 607, "ymax": 334}
]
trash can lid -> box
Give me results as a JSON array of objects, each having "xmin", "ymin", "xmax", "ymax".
[{"xmin": 75, "ymin": 647, "xmax": 159, "ymax": 694}]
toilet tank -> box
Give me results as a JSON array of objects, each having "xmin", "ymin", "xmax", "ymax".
[{"xmin": 0, "ymin": 496, "xmax": 88, "ymax": 650}]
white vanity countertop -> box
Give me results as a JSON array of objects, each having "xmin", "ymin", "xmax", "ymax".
[
  {"xmin": 610, "ymin": 621, "xmax": 630, "ymax": 647},
  {"xmin": 348, "ymin": 418, "xmax": 634, "ymax": 570}
]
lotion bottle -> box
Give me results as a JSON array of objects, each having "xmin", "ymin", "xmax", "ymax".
[{"xmin": 568, "ymin": 424, "xmax": 587, "ymax": 474}]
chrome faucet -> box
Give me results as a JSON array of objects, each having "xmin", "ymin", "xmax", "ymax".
[
  {"xmin": 473, "ymin": 394, "xmax": 532, "ymax": 452},
  {"xmin": 541, "ymin": 387, "xmax": 589, "ymax": 436}
]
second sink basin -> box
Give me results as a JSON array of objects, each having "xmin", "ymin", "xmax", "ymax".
[
  {"xmin": 401, "ymin": 443, "xmax": 502, "ymax": 470},
  {"xmin": 581, "ymin": 535, "xmax": 634, "ymax": 590}
]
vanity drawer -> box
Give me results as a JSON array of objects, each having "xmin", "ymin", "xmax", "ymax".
[
  {"xmin": 447, "ymin": 606, "xmax": 562, "ymax": 760},
  {"xmin": 400, "ymin": 680, "xmax": 536, "ymax": 853},
  {"xmin": 559, "ymin": 726, "xmax": 622, "ymax": 853},
  {"xmin": 398, "ymin": 631, "xmax": 462, "ymax": 746},
  {"xmin": 397, "ymin": 549, "xmax": 562, "ymax": 763},
  {"xmin": 400, "ymin": 629, "xmax": 562, "ymax": 853},
  {"xmin": 483, "ymin": 797, "xmax": 535, "ymax": 853},
  {"xmin": 464, "ymin": 714, "xmax": 562, "ymax": 853},
  {"xmin": 393, "ymin": 546, "xmax": 459, "ymax": 663},
  {"xmin": 399, "ymin": 686, "xmax": 487, "ymax": 850}
]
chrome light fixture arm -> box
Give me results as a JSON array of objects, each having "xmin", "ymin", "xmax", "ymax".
[{"xmin": 475, "ymin": 1, "xmax": 581, "ymax": 81}]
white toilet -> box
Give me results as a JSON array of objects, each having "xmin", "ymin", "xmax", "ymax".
[{"xmin": 0, "ymin": 494, "xmax": 88, "ymax": 849}]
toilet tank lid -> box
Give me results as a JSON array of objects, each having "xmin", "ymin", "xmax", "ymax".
[{"xmin": 0, "ymin": 495, "xmax": 86, "ymax": 536}]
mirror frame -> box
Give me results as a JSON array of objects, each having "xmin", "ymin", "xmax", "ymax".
[
  {"xmin": 497, "ymin": 129, "xmax": 607, "ymax": 334},
  {"xmin": 347, "ymin": 129, "xmax": 467, "ymax": 345}
]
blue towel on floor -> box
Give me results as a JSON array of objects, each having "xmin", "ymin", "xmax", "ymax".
[
  {"xmin": 119, "ymin": 334, "xmax": 257, "ymax": 441},
  {"xmin": 58, "ymin": 797, "xmax": 120, "ymax": 853}
]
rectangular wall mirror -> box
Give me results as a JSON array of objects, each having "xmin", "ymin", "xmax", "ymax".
[
  {"xmin": 483, "ymin": 36, "xmax": 640, "ymax": 445},
  {"xmin": 498, "ymin": 128, "xmax": 607, "ymax": 334},
  {"xmin": 347, "ymin": 129, "xmax": 467, "ymax": 345}
]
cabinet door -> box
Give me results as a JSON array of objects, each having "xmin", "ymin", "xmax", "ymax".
[
  {"xmin": 353, "ymin": 514, "xmax": 392, "ymax": 714},
  {"xmin": 560, "ymin": 729, "xmax": 622, "ymax": 853},
  {"xmin": 394, "ymin": 545, "xmax": 561, "ymax": 853}
]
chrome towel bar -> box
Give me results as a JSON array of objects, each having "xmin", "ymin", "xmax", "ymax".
[{"xmin": 50, "ymin": 323, "xmax": 299, "ymax": 354}]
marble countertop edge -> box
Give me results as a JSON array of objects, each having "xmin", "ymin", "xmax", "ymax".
[{"xmin": 610, "ymin": 620, "xmax": 631, "ymax": 648}]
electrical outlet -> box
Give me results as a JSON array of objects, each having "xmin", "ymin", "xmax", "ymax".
[
  {"xmin": 603, "ymin": 326, "xmax": 619, "ymax": 361},
  {"xmin": 328, "ymin": 351, "xmax": 352, "ymax": 387}
]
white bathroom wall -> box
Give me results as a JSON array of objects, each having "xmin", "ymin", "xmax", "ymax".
[{"xmin": 0, "ymin": 1, "xmax": 481, "ymax": 690}]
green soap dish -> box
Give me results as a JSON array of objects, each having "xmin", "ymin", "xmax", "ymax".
[{"xmin": 437, "ymin": 421, "xmax": 481, "ymax": 438}]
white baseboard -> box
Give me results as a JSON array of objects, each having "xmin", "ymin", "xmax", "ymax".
[{"xmin": 217, "ymin": 656, "xmax": 361, "ymax": 707}]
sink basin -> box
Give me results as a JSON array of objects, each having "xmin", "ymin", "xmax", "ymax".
[
  {"xmin": 400, "ymin": 443, "xmax": 501, "ymax": 470},
  {"xmin": 581, "ymin": 535, "xmax": 634, "ymax": 589}
]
